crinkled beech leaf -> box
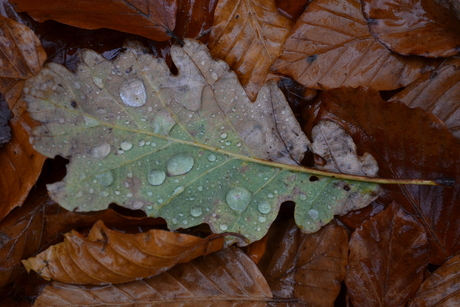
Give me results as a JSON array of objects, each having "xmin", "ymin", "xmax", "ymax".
[{"xmin": 24, "ymin": 39, "xmax": 380, "ymax": 242}]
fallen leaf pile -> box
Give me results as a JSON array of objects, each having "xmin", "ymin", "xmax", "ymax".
[{"xmin": 0, "ymin": 0, "xmax": 459, "ymax": 306}]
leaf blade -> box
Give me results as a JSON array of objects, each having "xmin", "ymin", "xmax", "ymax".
[{"xmin": 24, "ymin": 39, "xmax": 380, "ymax": 242}]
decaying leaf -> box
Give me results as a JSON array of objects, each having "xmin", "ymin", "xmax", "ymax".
[
  {"xmin": 0, "ymin": 14, "xmax": 46, "ymax": 93},
  {"xmin": 0, "ymin": 187, "xmax": 56, "ymax": 288},
  {"xmin": 32, "ymin": 246, "xmax": 273, "ymax": 306},
  {"xmin": 270, "ymin": 0, "xmax": 436, "ymax": 90},
  {"xmin": 24, "ymin": 38, "xmax": 380, "ymax": 243},
  {"xmin": 345, "ymin": 202, "xmax": 429, "ymax": 307},
  {"xmin": 10, "ymin": 0, "xmax": 177, "ymax": 42},
  {"xmin": 390, "ymin": 57, "xmax": 460, "ymax": 139},
  {"xmin": 0, "ymin": 14, "xmax": 47, "ymax": 220},
  {"xmin": 0, "ymin": 82, "xmax": 47, "ymax": 221},
  {"xmin": 303, "ymin": 88, "xmax": 460, "ymax": 264},
  {"xmin": 258, "ymin": 219, "xmax": 348, "ymax": 307},
  {"xmin": 22, "ymin": 220, "xmax": 225, "ymax": 284},
  {"xmin": 311, "ymin": 120, "xmax": 378, "ymax": 176},
  {"xmin": 362, "ymin": 0, "xmax": 460, "ymax": 57},
  {"xmin": 209, "ymin": 0, "xmax": 293, "ymax": 101},
  {"xmin": 408, "ymin": 253, "xmax": 460, "ymax": 307}
]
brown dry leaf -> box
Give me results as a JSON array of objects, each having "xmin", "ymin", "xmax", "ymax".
[
  {"xmin": 362, "ymin": 0, "xmax": 460, "ymax": 57},
  {"xmin": 0, "ymin": 184, "xmax": 164, "ymax": 288},
  {"xmin": 303, "ymin": 88, "xmax": 460, "ymax": 264},
  {"xmin": 345, "ymin": 202, "xmax": 429, "ymax": 307},
  {"xmin": 0, "ymin": 15, "xmax": 46, "ymax": 93},
  {"xmin": 270, "ymin": 0, "xmax": 437, "ymax": 90},
  {"xmin": 209, "ymin": 0, "xmax": 293, "ymax": 101},
  {"xmin": 0, "ymin": 81, "xmax": 46, "ymax": 221},
  {"xmin": 23, "ymin": 220, "xmax": 225, "ymax": 284},
  {"xmin": 408, "ymin": 253, "xmax": 460, "ymax": 306},
  {"xmin": 0, "ymin": 187, "xmax": 56, "ymax": 288},
  {"xmin": 10, "ymin": 0, "xmax": 177, "ymax": 42},
  {"xmin": 0, "ymin": 14, "xmax": 47, "ymax": 220},
  {"xmin": 32, "ymin": 246, "xmax": 272, "ymax": 306},
  {"xmin": 389, "ymin": 57, "xmax": 460, "ymax": 139},
  {"xmin": 275, "ymin": 0, "xmax": 310, "ymax": 21},
  {"xmin": 258, "ymin": 219, "xmax": 348, "ymax": 306}
]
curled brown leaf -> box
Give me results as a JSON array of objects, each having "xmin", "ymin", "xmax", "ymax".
[{"xmin": 23, "ymin": 220, "xmax": 225, "ymax": 284}]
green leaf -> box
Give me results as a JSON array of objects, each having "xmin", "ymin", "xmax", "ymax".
[{"xmin": 24, "ymin": 39, "xmax": 379, "ymax": 242}]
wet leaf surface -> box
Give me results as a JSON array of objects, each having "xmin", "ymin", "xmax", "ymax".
[
  {"xmin": 304, "ymin": 88, "xmax": 460, "ymax": 264},
  {"xmin": 362, "ymin": 0, "xmax": 460, "ymax": 57},
  {"xmin": 0, "ymin": 82, "xmax": 46, "ymax": 221},
  {"xmin": 0, "ymin": 14, "xmax": 46, "ymax": 93},
  {"xmin": 270, "ymin": 0, "xmax": 437, "ymax": 90},
  {"xmin": 32, "ymin": 246, "xmax": 272, "ymax": 306},
  {"xmin": 24, "ymin": 39, "xmax": 379, "ymax": 243},
  {"xmin": 345, "ymin": 202, "xmax": 429, "ymax": 307},
  {"xmin": 390, "ymin": 57, "xmax": 460, "ymax": 139},
  {"xmin": 258, "ymin": 219, "xmax": 348, "ymax": 307},
  {"xmin": 408, "ymin": 253, "xmax": 460, "ymax": 307},
  {"xmin": 23, "ymin": 220, "xmax": 225, "ymax": 284},
  {"xmin": 10, "ymin": 0, "xmax": 177, "ymax": 42},
  {"xmin": 209, "ymin": 0, "xmax": 293, "ymax": 101},
  {"xmin": 0, "ymin": 187, "xmax": 56, "ymax": 288}
]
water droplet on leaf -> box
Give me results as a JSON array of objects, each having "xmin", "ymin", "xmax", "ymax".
[
  {"xmin": 226, "ymin": 187, "xmax": 252, "ymax": 212},
  {"xmin": 119, "ymin": 78, "xmax": 147, "ymax": 107},
  {"xmin": 220, "ymin": 224, "xmax": 228, "ymax": 231},
  {"xmin": 120, "ymin": 141, "xmax": 133, "ymax": 151},
  {"xmin": 167, "ymin": 153, "xmax": 194, "ymax": 176},
  {"xmin": 148, "ymin": 170, "xmax": 166, "ymax": 186},
  {"xmin": 258, "ymin": 216, "xmax": 266, "ymax": 223},
  {"xmin": 257, "ymin": 201, "xmax": 271, "ymax": 214},
  {"xmin": 190, "ymin": 206, "xmax": 202, "ymax": 217},
  {"xmin": 308, "ymin": 209, "xmax": 319, "ymax": 220},
  {"xmin": 95, "ymin": 170, "xmax": 114, "ymax": 187},
  {"xmin": 91, "ymin": 143, "xmax": 111, "ymax": 159},
  {"xmin": 207, "ymin": 154, "xmax": 216, "ymax": 162}
]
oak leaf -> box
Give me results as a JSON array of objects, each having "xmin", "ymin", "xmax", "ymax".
[
  {"xmin": 270, "ymin": 0, "xmax": 437, "ymax": 90},
  {"xmin": 22, "ymin": 220, "xmax": 225, "ymax": 284},
  {"xmin": 303, "ymin": 88, "xmax": 460, "ymax": 264},
  {"xmin": 32, "ymin": 246, "xmax": 272, "ymax": 306},
  {"xmin": 390, "ymin": 57, "xmax": 460, "ymax": 140},
  {"xmin": 209, "ymin": 0, "xmax": 293, "ymax": 101},
  {"xmin": 345, "ymin": 202, "xmax": 429, "ymax": 307},
  {"xmin": 10, "ymin": 0, "xmax": 177, "ymax": 42},
  {"xmin": 24, "ymin": 39, "xmax": 380, "ymax": 243},
  {"xmin": 362, "ymin": 0, "xmax": 460, "ymax": 57}
]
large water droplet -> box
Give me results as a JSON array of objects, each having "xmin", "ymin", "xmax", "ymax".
[
  {"xmin": 132, "ymin": 201, "xmax": 144, "ymax": 210},
  {"xmin": 308, "ymin": 209, "xmax": 319, "ymax": 220},
  {"xmin": 167, "ymin": 153, "xmax": 194, "ymax": 176},
  {"xmin": 119, "ymin": 78, "xmax": 147, "ymax": 107},
  {"xmin": 148, "ymin": 170, "xmax": 166, "ymax": 186},
  {"xmin": 207, "ymin": 154, "xmax": 216, "ymax": 162},
  {"xmin": 226, "ymin": 187, "xmax": 252, "ymax": 212},
  {"xmin": 152, "ymin": 109, "xmax": 176, "ymax": 135},
  {"xmin": 92, "ymin": 77, "xmax": 104, "ymax": 89},
  {"xmin": 120, "ymin": 141, "xmax": 133, "ymax": 151},
  {"xmin": 95, "ymin": 170, "xmax": 114, "ymax": 187},
  {"xmin": 83, "ymin": 115, "xmax": 100, "ymax": 128},
  {"xmin": 190, "ymin": 206, "xmax": 202, "ymax": 217},
  {"xmin": 91, "ymin": 143, "xmax": 111, "ymax": 159},
  {"xmin": 257, "ymin": 201, "xmax": 271, "ymax": 214},
  {"xmin": 220, "ymin": 224, "xmax": 228, "ymax": 231},
  {"xmin": 173, "ymin": 186, "xmax": 185, "ymax": 195}
]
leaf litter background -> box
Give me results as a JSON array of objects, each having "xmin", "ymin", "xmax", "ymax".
[{"xmin": 0, "ymin": 0, "xmax": 459, "ymax": 306}]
